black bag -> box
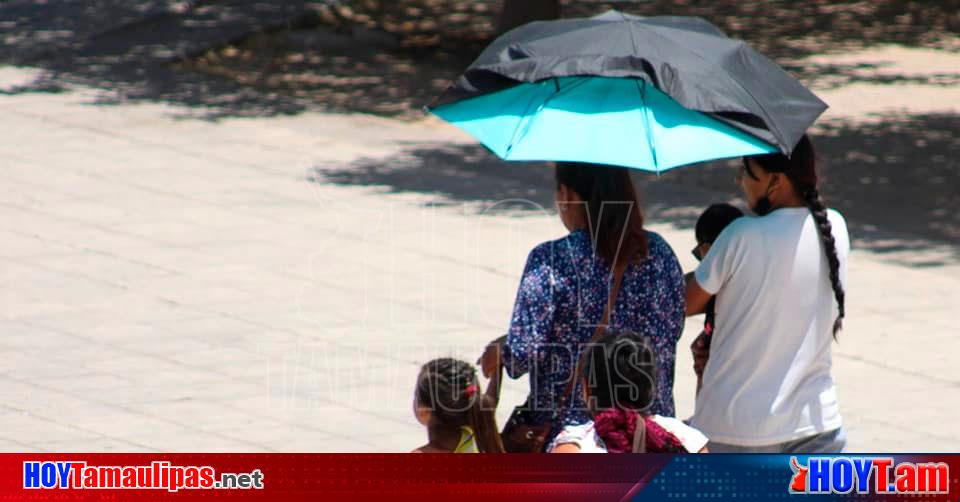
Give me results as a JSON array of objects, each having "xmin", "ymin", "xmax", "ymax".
[{"xmin": 500, "ymin": 396, "xmax": 553, "ymax": 453}]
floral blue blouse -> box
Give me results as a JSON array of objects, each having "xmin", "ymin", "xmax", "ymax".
[{"xmin": 501, "ymin": 229, "xmax": 686, "ymax": 445}]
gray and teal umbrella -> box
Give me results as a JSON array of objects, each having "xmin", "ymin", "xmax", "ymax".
[{"xmin": 427, "ymin": 11, "xmax": 827, "ymax": 173}]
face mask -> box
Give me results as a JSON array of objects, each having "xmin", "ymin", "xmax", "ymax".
[
  {"xmin": 752, "ymin": 196, "xmax": 773, "ymax": 216},
  {"xmin": 750, "ymin": 174, "xmax": 779, "ymax": 216}
]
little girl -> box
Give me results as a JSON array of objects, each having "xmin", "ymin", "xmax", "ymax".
[
  {"xmin": 550, "ymin": 332, "xmax": 708, "ymax": 453},
  {"xmin": 412, "ymin": 358, "xmax": 504, "ymax": 453}
]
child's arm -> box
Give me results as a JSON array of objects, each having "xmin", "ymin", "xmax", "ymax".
[
  {"xmin": 550, "ymin": 443, "xmax": 582, "ymax": 453},
  {"xmin": 685, "ymin": 274, "xmax": 712, "ymax": 316}
]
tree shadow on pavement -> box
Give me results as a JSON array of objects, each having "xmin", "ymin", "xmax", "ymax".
[
  {"xmin": 176, "ymin": 0, "xmax": 960, "ymax": 120},
  {"xmin": 312, "ymin": 112, "xmax": 960, "ymax": 267},
  {"xmin": 0, "ymin": 0, "xmax": 324, "ymax": 119},
  {"xmin": 177, "ymin": 27, "xmax": 476, "ymax": 119},
  {"xmin": 570, "ymin": 1, "xmax": 960, "ymax": 60},
  {"xmin": 323, "ymin": 1, "xmax": 960, "ymax": 61},
  {"xmin": 4, "ymin": 0, "xmax": 957, "ymax": 120},
  {"xmin": 314, "ymin": 142, "xmax": 557, "ymax": 210},
  {"xmin": 785, "ymin": 62, "xmax": 960, "ymax": 91},
  {"xmin": 4, "ymin": 1, "xmax": 957, "ymax": 265},
  {"xmin": 663, "ymin": 114, "xmax": 960, "ymax": 252}
]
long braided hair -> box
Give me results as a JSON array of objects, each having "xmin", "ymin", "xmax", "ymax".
[
  {"xmin": 745, "ymin": 135, "xmax": 846, "ymax": 337},
  {"xmin": 415, "ymin": 358, "xmax": 504, "ymax": 453}
]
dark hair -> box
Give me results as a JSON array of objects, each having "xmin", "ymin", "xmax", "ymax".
[
  {"xmin": 695, "ymin": 203, "xmax": 744, "ymax": 245},
  {"xmin": 745, "ymin": 135, "xmax": 845, "ymax": 337},
  {"xmin": 555, "ymin": 162, "xmax": 648, "ymax": 266},
  {"xmin": 580, "ymin": 332, "xmax": 685, "ymax": 453},
  {"xmin": 581, "ymin": 331, "xmax": 657, "ymax": 412},
  {"xmin": 415, "ymin": 358, "xmax": 504, "ymax": 453}
]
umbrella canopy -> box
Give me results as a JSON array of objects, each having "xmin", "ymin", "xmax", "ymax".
[
  {"xmin": 429, "ymin": 11, "xmax": 826, "ymax": 171},
  {"xmin": 432, "ymin": 75, "xmax": 775, "ymax": 172}
]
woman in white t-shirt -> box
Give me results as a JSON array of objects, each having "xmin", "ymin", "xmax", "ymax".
[
  {"xmin": 685, "ymin": 135, "xmax": 848, "ymax": 453},
  {"xmin": 550, "ymin": 332, "xmax": 709, "ymax": 453}
]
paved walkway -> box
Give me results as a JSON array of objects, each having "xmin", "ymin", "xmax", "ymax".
[{"xmin": 1, "ymin": 65, "xmax": 958, "ymax": 452}]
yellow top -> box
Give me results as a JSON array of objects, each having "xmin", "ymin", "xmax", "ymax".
[{"xmin": 453, "ymin": 426, "xmax": 478, "ymax": 453}]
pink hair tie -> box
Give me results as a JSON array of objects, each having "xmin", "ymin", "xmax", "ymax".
[{"xmin": 464, "ymin": 384, "xmax": 479, "ymax": 397}]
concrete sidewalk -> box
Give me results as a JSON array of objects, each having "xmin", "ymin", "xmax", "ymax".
[{"xmin": 0, "ymin": 66, "xmax": 958, "ymax": 452}]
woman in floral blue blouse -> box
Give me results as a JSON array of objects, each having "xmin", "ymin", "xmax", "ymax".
[{"xmin": 480, "ymin": 162, "xmax": 686, "ymax": 450}]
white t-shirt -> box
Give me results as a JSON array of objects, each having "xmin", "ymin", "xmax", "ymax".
[
  {"xmin": 691, "ymin": 207, "xmax": 848, "ymax": 446},
  {"xmin": 550, "ymin": 416, "xmax": 709, "ymax": 453}
]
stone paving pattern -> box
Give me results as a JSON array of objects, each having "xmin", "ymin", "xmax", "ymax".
[{"xmin": 1, "ymin": 67, "xmax": 958, "ymax": 451}]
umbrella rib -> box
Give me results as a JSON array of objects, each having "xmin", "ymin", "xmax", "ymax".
[
  {"xmin": 635, "ymin": 79, "xmax": 659, "ymax": 173},
  {"xmin": 621, "ymin": 11, "xmax": 641, "ymax": 59},
  {"xmin": 505, "ymin": 77, "xmax": 590, "ymax": 157},
  {"xmin": 504, "ymin": 84, "xmax": 545, "ymax": 157}
]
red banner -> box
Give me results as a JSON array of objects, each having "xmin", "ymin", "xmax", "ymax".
[{"xmin": 3, "ymin": 454, "xmax": 959, "ymax": 501}]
